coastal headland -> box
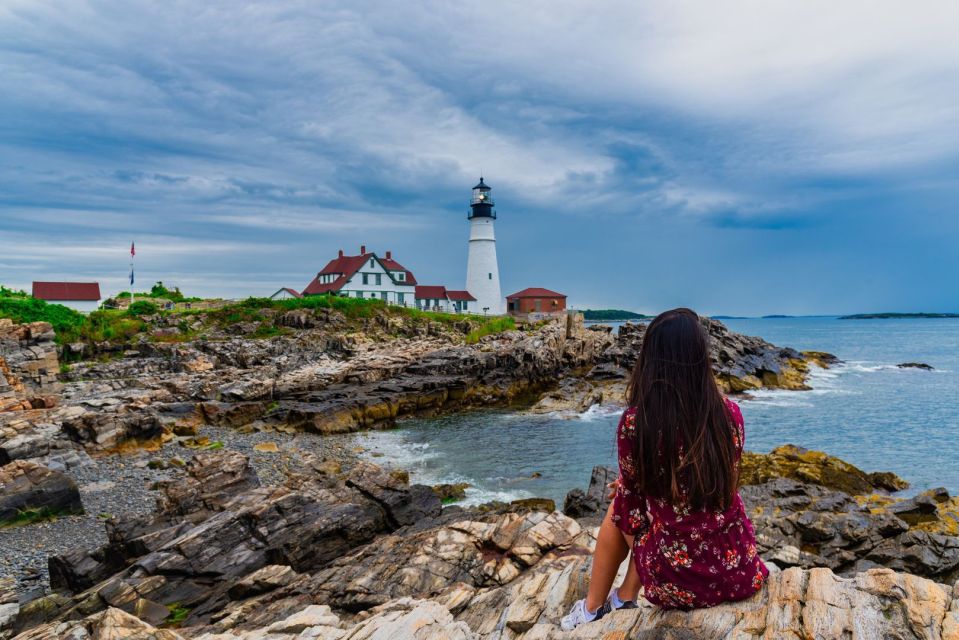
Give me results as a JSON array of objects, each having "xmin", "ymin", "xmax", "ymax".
[{"xmin": 1, "ymin": 302, "xmax": 957, "ymax": 638}]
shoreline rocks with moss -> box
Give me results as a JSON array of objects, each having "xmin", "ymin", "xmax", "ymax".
[{"xmin": 3, "ymin": 448, "xmax": 959, "ymax": 639}]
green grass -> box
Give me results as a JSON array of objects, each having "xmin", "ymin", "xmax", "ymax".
[
  {"xmin": 164, "ymin": 603, "xmax": 192, "ymax": 628},
  {"xmin": 265, "ymin": 293, "xmax": 387, "ymax": 319},
  {"xmin": 0, "ymin": 506, "xmax": 75, "ymax": 529},
  {"xmin": 58, "ymin": 310, "xmax": 146, "ymax": 346},
  {"xmin": 251, "ymin": 323, "xmax": 282, "ymax": 338},
  {"xmin": 1, "ymin": 285, "xmax": 518, "ymax": 351},
  {"xmin": 465, "ymin": 317, "xmax": 516, "ymax": 344}
]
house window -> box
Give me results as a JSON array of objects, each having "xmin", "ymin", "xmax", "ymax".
[
  {"xmin": 488, "ymin": 273, "xmax": 492, "ymax": 280},
  {"xmin": 362, "ymin": 273, "xmax": 369, "ymax": 285},
  {"xmin": 397, "ymin": 272, "xmax": 405, "ymax": 281},
  {"xmin": 462, "ymin": 301, "xmax": 468, "ymax": 310},
  {"xmin": 375, "ymin": 274, "xmax": 381, "ymax": 285},
  {"xmin": 369, "ymin": 259, "xmax": 374, "ymax": 267},
  {"xmin": 397, "ymin": 292, "xmax": 405, "ymax": 304}
]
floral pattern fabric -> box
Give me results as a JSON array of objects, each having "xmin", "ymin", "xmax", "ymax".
[{"xmin": 611, "ymin": 398, "xmax": 768, "ymax": 610}]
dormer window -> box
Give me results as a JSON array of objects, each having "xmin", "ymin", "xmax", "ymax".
[{"xmin": 397, "ymin": 272, "xmax": 405, "ymax": 281}]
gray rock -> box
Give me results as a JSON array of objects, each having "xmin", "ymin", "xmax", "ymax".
[{"xmin": 0, "ymin": 461, "xmax": 82, "ymax": 525}]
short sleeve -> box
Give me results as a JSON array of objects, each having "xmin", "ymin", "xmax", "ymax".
[
  {"xmin": 725, "ymin": 398, "xmax": 745, "ymax": 458},
  {"xmin": 611, "ymin": 408, "xmax": 650, "ymax": 536}
]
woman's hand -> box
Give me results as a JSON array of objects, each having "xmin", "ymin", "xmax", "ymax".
[{"xmin": 607, "ymin": 478, "xmax": 620, "ymax": 500}]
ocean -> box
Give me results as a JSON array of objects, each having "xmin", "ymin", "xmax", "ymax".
[{"xmin": 352, "ymin": 317, "xmax": 959, "ymax": 505}]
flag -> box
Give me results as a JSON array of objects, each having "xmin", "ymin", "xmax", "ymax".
[
  {"xmin": 131, "ymin": 241, "xmax": 135, "ymax": 257},
  {"xmin": 130, "ymin": 268, "xmax": 135, "ymax": 286}
]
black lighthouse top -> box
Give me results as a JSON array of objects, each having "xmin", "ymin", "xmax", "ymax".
[{"xmin": 469, "ymin": 177, "xmax": 496, "ymax": 219}]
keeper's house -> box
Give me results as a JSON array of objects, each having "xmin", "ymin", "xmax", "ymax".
[
  {"xmin": 506, "ymin": 287, "xmax": 567, "ymax": 318},
  {"xmin": 32, "ymin": 281, "xmax": 101, "ymax": 313},
  {"xmin": 299, "ymin": 246, "xmax": 476, "ymax": 313}
]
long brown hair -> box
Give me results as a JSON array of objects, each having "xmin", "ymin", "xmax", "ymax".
[{"xmin": 625, "ymin": 308, "xmax": 737, "ymax": 512}]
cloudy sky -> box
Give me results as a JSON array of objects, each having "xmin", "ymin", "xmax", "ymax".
[{"xmin": 2, "ymin": 1, "xmax": 958, "ymax": 315}]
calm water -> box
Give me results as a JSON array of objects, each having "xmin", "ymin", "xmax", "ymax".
[{"xmin": 353, "ymin": 317, "xmax": 959, "ymax": 504}]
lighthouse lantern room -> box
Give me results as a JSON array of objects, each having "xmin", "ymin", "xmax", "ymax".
[{"xmin": 465, "ymin": 177, "xmax": 504, "ymax": 315}]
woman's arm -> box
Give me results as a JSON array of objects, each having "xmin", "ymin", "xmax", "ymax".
[{"xmin": 611, "ymin": 408, "xmax": 650, "ymax": 536}]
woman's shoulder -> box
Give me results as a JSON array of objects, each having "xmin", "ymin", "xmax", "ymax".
[{"xmin": 723, "ymin": 397, "xmax": 744, "ymax": 426}]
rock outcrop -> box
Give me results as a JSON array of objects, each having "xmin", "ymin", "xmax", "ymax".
[
  {"xmin": 531, "ymin": 318, "xmax": 838, "ymax": 413},
  {"xmin": 0, "ymin": 320, "xmax": 59, "ymax": 413},
  {"xmin": 21, "ymin": 452, "xmax": 441, "ymax": 633},
  {"xmin": 0, "ymin": 460, "xmax": 82, "ymax": 526},
  {"xmin": 563, "ymin": 446, "xmax": 959, "ymax": 583},
  {"xmin": 740, "ymin": 444, "xmax": 909, "ymax": 494},
  {"xmin": 4, "ymin": 444, "xmax": 959, "ymax": 640}
]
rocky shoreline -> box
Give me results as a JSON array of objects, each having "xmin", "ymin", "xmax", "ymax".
[
  {"xmin": 5, "ymin": 310, "xmax": 956, "ymax": 637},
  {"xmin": 4, "ymin": 446, "xmax": 959, "ymax": 639}
]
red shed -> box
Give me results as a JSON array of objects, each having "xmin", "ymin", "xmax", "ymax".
[{"xmin": 506, "ymin": 287, "xmax": 567, "ymax": 316}]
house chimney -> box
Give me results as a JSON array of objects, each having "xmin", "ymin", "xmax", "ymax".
[
  {"xmin": 386, "ymin": 250, "xmax": 392, "ymax": 259},
  {"xmin": 360, "ymin": 244, "xmax": 366, "ymax": 254}
]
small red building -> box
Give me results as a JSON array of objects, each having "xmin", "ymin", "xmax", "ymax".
[
  {"xmin": 32, "ymin": 281, "xmax": 101, "ymax": 313},
  {"xmin": 506, "ymin": 287, "xmax": 567, "ymax": 316}
]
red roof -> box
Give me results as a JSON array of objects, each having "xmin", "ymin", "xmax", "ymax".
[
  {"xmin": 303, "ymin": 250, "xmax": 417, "ymax": 295},
  {"xmin": 275, "ymin": 288, "xmax": 302, "ymax": 298},
  {"xmin": 379, "ymin": 256, "xmax": 418, "ymax": 285},
  {"xmin": 446, "ymin": 290, "xmax": 476, "ymax": 301},
  {"xmin": 415, "ymin": 285, "xmax": 447, "ymax": 299},
  {"xmin": 32, "ymin": 281, "xmax": 101, "ymax": 301},
  {"xmin": 506, "ymin": 287, "xmax": 566, "ymax": 300}
]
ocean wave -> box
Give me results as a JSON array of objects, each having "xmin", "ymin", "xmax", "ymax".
[
  {"xmin": 461, "ymin": 486, "xmax": 532, "ymax": 506},
  {"xmin": 576, "ymin": 403, "xmax": 624, "ymax": 420}
]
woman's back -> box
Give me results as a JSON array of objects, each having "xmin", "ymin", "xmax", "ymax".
[{"xmin": 612, "ymin": 398, "xmax": 767, "ymax": 609}]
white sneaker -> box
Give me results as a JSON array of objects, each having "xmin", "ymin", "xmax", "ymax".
[{"xmin": 560, "ymin": 599, "xmax": 601, "ymax": 631}]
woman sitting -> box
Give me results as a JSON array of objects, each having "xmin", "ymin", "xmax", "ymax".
[{"xmin": 562, "ymin": 308, "xmax": 768, "ymax": 630}]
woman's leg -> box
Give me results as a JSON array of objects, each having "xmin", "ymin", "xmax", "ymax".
[
  {"xmin": 617, "ymin": 549, "xmax": 641, "ymax": 601},
  {"xmin": 584, "ymin": 501, "xmax": 634, "ymax": 612}
]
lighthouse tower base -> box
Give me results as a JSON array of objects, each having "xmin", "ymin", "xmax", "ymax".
[{"xmin": 466, "ymin": 216, "xmax": 503, "ymax": 315}]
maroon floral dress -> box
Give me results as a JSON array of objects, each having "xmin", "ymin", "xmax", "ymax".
[{"xmin": 611, "ymin": 398, "xmax": 768, "ymax": 610}]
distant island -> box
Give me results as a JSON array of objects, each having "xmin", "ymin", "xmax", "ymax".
[
  {"xmin": 582, "ymin": 309, "xmax": 650, "ymax": 321},
  {"xmin": 762, "ymin": 314, "xmax": 795, "ymax": 319},
  {"xmin": 840, "ymin": 312, "xmax": 959, "ymax": 320},
  {"xmin": 711, "ymin": 315, "xmax": 749, "ymax": 320}
]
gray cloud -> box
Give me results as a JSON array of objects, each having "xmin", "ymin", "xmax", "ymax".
[{"xmin": 1, "ymin": 1, "xmax": 957, "ymax": 312}]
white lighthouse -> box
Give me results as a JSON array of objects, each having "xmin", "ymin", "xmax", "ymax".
[{"xmin": 465, "ymin": 177, "xmax": 504, "ymax": 315}]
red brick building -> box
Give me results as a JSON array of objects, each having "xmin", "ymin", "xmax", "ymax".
[{"xmin": 506, "ymin": 287, "xmax": 567, "ymax": 316}]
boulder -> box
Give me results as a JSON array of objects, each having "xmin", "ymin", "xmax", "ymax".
[
  {"xmin": 433, "ymin": 482, "xmax": 470, "ymax": 502},
  {"xmin": 10, "ymin": 606, "xmax": 185, "ymax": 640},
  {"xmin": 562, "ymin": 465, "xmax": 616, "ymax": 519},
  {"xmin": 0, "ymin": 460, "xmax": 82, "ymax": 526},
  {"xmin": 898, "ymin": 362, "xmax": 934, "ymax": 370},
  {"xmin": 740, "ymin": 444, "xmax": 909, "ymax": 494}
]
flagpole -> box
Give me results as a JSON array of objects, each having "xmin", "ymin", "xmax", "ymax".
[{"xmin": 130, "ymin": 241, "xmax": 135, "ymax": 307}]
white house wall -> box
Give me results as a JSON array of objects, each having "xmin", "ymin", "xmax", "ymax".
[
  {"xmin": 338, "ymin": 257, "xmax": 415, "ymax": 305},
  {"xmin": 53, "ymin": 300, "xmax": 100, "ymax": 313}
]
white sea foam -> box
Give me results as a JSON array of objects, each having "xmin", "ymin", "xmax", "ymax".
[
  {"xmin": 461, "ymin": 486, "xmax": 531, "ymax": 506},
  {"xmin": 576, "ymin": 403, "xmax": 623, "ymax": 420}
]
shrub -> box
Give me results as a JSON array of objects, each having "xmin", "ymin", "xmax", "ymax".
[
  {"xmin": 127, "ymin": 300, "xmax": 159, "ymax": 316},
  {"xmin": 0, "ymin": 285, "xmax": 28, "ymax": 298},
  {"xmin": 0, "ymin": 296, "xmax": 86, "ymax": 336}
]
